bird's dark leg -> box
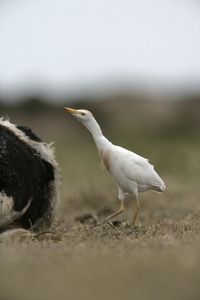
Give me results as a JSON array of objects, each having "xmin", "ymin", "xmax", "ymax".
[
  {"xmin": 133, "ymin": 197, "xmax": 140, "ymax": 227},
  {"xmin": 91, "ymin": 200, "xmax": 124, "ymax": 229}
]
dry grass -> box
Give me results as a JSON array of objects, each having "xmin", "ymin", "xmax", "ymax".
[
  {"xmin": 1, "ymin": 217, "xmax": 200, "ymax": 300},
  {"xmin": 0, "ymin": 99, "xmax": 200, "ymax": 300}
]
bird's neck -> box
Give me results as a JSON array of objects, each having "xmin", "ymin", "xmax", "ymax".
[
  {"xmin": 83, "ymin": 118, "xmax": 110, "ymax": 151},
  {"xmin": 83, "ymin": 118, "xmax": 103, "ymax": 138}
]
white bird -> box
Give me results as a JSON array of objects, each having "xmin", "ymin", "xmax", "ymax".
[{"xmin": 64, "ymin": 107, "xmax": 166, "ymax": 227}]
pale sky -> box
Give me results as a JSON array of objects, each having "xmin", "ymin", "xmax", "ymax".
[{"xmin": 0, "ymin": 0, "xmax": 200, "ymax": 101}]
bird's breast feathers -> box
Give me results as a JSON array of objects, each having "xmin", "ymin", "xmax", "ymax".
[{"xmin": 99, "ymin": 148, "xmax": 111, "ymax": 172}]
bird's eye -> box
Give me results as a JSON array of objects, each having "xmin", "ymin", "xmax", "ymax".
[{"xmin": 81, "ymin": 112, "xmax": 86, "ymax": 116}]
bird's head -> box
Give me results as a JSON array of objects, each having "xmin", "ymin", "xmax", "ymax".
[
  {"xmin": 64, "ymin": 107, "xmax": 102, "ymax": 136},
  {"xmin": 64, "ymin": 107, "xmax": 94, "ymax": 123}
]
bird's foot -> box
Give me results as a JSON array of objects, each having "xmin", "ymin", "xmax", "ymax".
[{"xmin": 91, "ymin": 219, "xmax": 114, "ymax": 229}]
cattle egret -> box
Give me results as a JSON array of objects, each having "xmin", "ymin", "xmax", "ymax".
[
  {"xmin": 64, "ymin": 107, "xmax": 166, "ymax": 227},
  {"xmin": 0, "ymin": 119, "xmax": 61, "ymax": 233}
]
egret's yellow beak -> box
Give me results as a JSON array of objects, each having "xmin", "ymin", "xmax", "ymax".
[{"xmin": 64, "ymin": 107, "xmax": 82, "ymax": 115}]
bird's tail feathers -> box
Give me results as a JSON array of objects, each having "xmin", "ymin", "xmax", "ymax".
[{"xmin": 151, "ymin": 183, "xmax": 166, "ymax": 193}]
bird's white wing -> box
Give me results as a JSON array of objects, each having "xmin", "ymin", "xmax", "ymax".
[{"xmin": 118, "ymin": 147, "xmax": 164, "ymax": 188}]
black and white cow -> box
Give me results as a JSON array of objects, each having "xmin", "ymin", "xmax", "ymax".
[{"xmin": 0, "ymin": 118, "xmax": 61, "ymax": 233}]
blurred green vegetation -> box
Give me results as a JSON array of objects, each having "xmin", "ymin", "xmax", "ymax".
[{"xmin": 0, "ymin": 94, "xmax": 199, "ymax": 137}]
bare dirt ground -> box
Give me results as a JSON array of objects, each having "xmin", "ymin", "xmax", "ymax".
[{"xmin": 0, "ymin": 99, "xmax": 200, "ymax": 300}]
